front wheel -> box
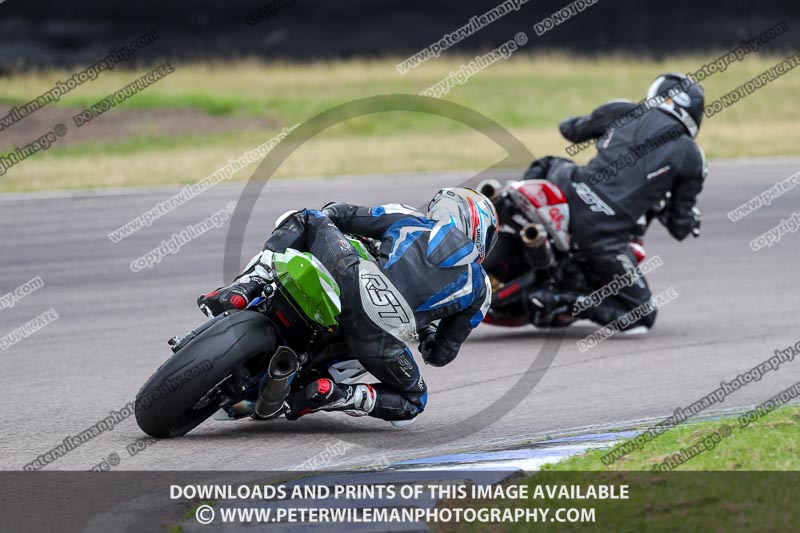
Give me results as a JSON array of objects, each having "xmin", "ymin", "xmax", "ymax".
[{"xmin": 135, "ymin": 310, "xmax": 277, "ymax": 438}]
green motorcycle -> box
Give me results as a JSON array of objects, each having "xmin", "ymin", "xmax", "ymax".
[{"xmin": 134, "ymin": 238, "xmax": 376, "ymax": 438}]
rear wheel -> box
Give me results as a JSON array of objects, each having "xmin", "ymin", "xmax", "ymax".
[{"xmin": 135, "ymin": 310, "xmax": 278, "ymax": 438}]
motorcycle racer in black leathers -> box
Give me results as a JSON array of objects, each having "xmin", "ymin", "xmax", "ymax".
[
  {"xmin": 198, "ymin": 188, "xmax": 497, "ymax": 426},
  {"xmin": 506, "ymin": 73, "xmax": 706, "ymax": 332}
]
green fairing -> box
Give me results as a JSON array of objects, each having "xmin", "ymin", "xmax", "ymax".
[
  {"xmin": 272, "ymin": 249, "xmax": 342, "ymax": 327},
  {"xmin": 347, "ymin": 237, "xmax": 374, "ymax": 260}
]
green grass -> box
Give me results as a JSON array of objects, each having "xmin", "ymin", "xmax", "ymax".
[
  {"xmin": 544, "ymin": 404, "xmax": 800, "ymax": 471},
  {"xmin": 22, "ymin": 129, "xmax": 262, "ymax": 158},
  {"xmin": 3, "ymin": 54, "xmax": 797, "ymax": 137},
  {"xmin": 1, "ymin": 53, "xmax": 798, "ymax": 192},
  {"xmin": 432, "ymin": 406, "xmax": 800, "ymax": 531},
  {"xmin": 435, "ymin": 471, "xmax": 800, "ymax": 532},
  {"xmin": 0, "ymin": 91, "xmax": 243, "ymax": 116}
]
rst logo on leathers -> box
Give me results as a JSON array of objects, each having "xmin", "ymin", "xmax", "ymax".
[
  {"xmin": 362, "ymin": 273, "xmax": 409, "ymax": 320},
  {"xmin": 358, "ymin": 261, "xmax": 417, "ymax": 342}
]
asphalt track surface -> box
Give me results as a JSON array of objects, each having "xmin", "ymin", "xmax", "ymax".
[{"xmin": 1, "ymin": 157, "xmax": 799, "ymax": 472}]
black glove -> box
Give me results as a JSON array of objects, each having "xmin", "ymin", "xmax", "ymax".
[
  {"xmin": 418, "ymin": 324, "xmax": 440, "ymax": 366},
  {"xmin": 659, "ymin": 206, "xmax": 701, "ymax": 241},
  {"xmin": 418, "ymin": 324, "xmax": 437, "ymax": 357},
  {"xmin": 558, "ymin": 117, "xmax": 577, "ymax": 141},
  {"xmin": 522, "ymin": 158, "xmax": 551, "ymax": 181}
]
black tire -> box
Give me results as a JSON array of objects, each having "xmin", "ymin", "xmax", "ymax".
[{"xmin": 135, "ymin": 310, "xmax": 278, "ymax": 438}]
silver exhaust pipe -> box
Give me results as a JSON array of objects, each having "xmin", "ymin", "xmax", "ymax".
[
  {"xmin": 520, "ymin": 223, "xmax": 554, "ymax": 269},
  {"xmin": 477, "ymin": 179, "xmax": 503, "ymax": 203},
  {"xmin": 520, "ymin": 223, "xmax": 547, "ymax": 247}
]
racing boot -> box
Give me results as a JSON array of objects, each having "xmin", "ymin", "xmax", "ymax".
[
  {"xmin": 197, "ymin": 250, "xmax": 274, "ymax": 316},
  {"xmin": 285, "ymin": 379, "xmax": 376, "ymax": 420},
  {"xmin": 527, "ymin": 287, "xmax": 580, "ymax": 328}
]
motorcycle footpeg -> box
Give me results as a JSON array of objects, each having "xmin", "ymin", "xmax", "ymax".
[
  {"xmin": 167, "ymin": 335, "xmax": 183, "ymax": 352},
  {"xmin": 213, "ymin": 400, "xmax": 256, "ymax": 421}
]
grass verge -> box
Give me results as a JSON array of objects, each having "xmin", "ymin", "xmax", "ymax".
[
  {"xmin": 543, "ymin": 404, "xmax": 800, "ymax": 471},
  {"xmin": 434, "ymin": 470, "xmax": 800, "ymax": 532},
  {"xmin": 1, "ymin": 53, "xmax": 798, "ymax": 192},
  {"xmin": 432, "ymin": 405, "xmax": 800, "ymax": 530}
]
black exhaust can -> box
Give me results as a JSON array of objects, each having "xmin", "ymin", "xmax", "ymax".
[{"xmin": 255, "ymin": 346, "xmax": 300, "ymax": 418}]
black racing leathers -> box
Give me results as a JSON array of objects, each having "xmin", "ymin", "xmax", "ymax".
[
  {"xmin": 263, "ymin": 205, "xmax": 490, "ymax": 420},
  {"xmin": 556, "ymin": 101, "xmax": 707, "ymax": 247},
  {"xmin": 524, "ymin": 102, "xmax": 706, "ymax": 328}
]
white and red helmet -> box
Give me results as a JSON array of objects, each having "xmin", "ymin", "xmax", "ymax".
[{"xmin": 427, "ymin": 187, "xmax": 498, "ymax": 263}]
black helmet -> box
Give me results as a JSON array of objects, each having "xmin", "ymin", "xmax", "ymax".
[{"xmin": 646, "ymin": 73, "xmax": 704, "ymax": 138}]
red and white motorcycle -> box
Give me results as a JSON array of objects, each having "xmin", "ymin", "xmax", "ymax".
[{"xmin": 477, "ymin": 178, "xmax": 652, "ymax": 328}]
